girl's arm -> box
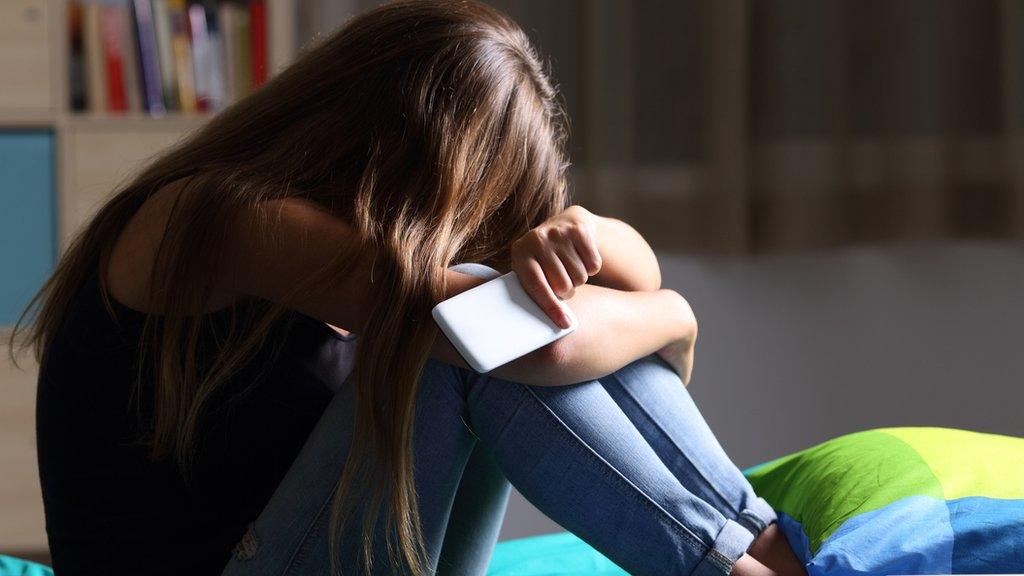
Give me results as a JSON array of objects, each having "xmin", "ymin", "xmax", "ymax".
[
  {"xmin": 505, "ymin": 204, "xmax": 696, "ymax": 385},
  {"xmin": 509, "ymin": 205, "xmax": 662, "ymax": 328},
  {"xmin": 477, "ymin": 285, "xmax": 696, "ymax": 386},
  {"xmin": 219, "ymin": 198, "xmax": 693, "ymax": 387},
  {"xmin": 590, "ymin": 214, "xmax": 661, "ymax": 292}
]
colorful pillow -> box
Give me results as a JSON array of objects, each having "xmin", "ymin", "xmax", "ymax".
[
  {"xmin": 745, "ymin": 427, "xmax": 1024, "ymax": 576},
  {"xmin": 486, "ymin": 427, "xmax": 1024, "ymax": 576}
]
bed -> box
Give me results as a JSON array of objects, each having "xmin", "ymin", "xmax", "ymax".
[{"xmin": 3, "ymin": 427, "xmax": 1021, "ymax": 576}]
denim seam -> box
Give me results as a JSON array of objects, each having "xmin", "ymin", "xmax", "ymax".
[
  {"xmin": 281, "ymin": 484, "xmax": 337, "ymax": 576},
  {"xmin": 738, "ymin": 509, "xmax": 768, "ymax": 534},
  {"xmin": 607, "ymin": 364, "xmax": 743, "ymax": 519},
  {"xmin": 438, "ymin": 362, "xmax": 472, "ymax": 405},
  {"xmin": 520, "ymin": 383, "xmax": 710, "ymax": 559},
  {"xmin": 702, "ymin": 547, "xmax": 735, "ymax": 575},
  {"xmin": 432, "ymin": 365, "xmax": 478, "ymax": 437}
]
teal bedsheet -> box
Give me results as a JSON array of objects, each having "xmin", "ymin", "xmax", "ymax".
[
  {"xmin": 486, "ymin": 532, "xmax": 625, "ymax": 575},
  {"xmin": 0, "ymin": 555, "xmax": 50, "ymax": 576},
  {"xmin": 0, "ymin": 534, "xmax": 610, "ymax": 576}
]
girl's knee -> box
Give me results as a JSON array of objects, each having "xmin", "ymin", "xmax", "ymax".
[{"xmin": 421, "ymin": 357, "xmax": 486, "ymax": 402}]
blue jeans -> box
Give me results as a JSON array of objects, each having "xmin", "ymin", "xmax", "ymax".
[{"xmin": 221, "ymin": 264, "xmax": 775, "ymax": 576}]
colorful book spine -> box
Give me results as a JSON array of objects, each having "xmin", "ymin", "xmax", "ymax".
[
  {"xmin": 69, "ymin": 2, "xmax": 87, "ymax": 111},
  {"xmin": 82, "ymin": 1, "xmax": 108, "ymax": 113},
  {"xmin": 168, "ymin": 0, "xmax": 196, "ymax": 113},
  {"xmin": 234, "ymin": 6, "xmax": 253, "ymax": 99},
  {"xmin": 249, "ymin": 0, "xmax": 267, "ymax": 89},
  {"xmin": 119, "ymin": 0, "xmax": 143, "ymax": 113},
  {"xmin": 218, "ymin": 2, "xmax": 238, "ymax": 104},
  {"xmin": 188, "ymin": 2, "xmax": 218, "ymax": 112},
  {"xmin": 202, "ymin": 3, "xmax": 227, "ymax": 111},
  {"xmin": 151, "ymin": 0, "xmax": 179, "ymax": 110},
  {"xmin": 132, "ymin": 0, "xmax": 167, "ymax": 115},
  {"xmin": 100, "ymin": 3, "xmax": 128, "ymax": 112}
]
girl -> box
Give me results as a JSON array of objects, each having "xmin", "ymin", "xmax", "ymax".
[{"xmin": 16, "ymin": 1, "xmax": 805, "ymax": 575}]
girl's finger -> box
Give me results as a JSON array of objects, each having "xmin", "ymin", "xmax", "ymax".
[
  {"xmin": 515, "ymin": 258, "xmax": 572, "ymax": 329},
  {"xmin": 536, "ymin": 247, "xmax": 575, "ymax": 299},
  {"xmin": 555, "ymin": 243, "xmax": 589, "ymax": 287},
  {"xmin": 570, "ymin": 225, "xmax": 602, "ymax": 275}
]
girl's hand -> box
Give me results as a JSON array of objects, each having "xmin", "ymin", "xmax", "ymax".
[{"xmin": 511, "ymin": 205, "xmax": 603, "ymax": 329}]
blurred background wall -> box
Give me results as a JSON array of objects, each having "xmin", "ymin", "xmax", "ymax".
[{"xmin": 1, "ymin": 0, "xmax": 1022, "ymax": 559}]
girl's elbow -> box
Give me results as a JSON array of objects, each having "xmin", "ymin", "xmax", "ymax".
[
  {"xmin": 675, "ymin": 291, "xmax": 698, "ymax": 344},
  {"xmin": 527, "ymin": 338, "xmax": 583, "ymax": 387},
  {"xmin": 627, "ymin": 260, "xmax": 662, "ymax": 292},
  {"xmin": 646, "ymin": 253, "xmax": 663, "ymax": 290},
  {"xmin": 642, "ymin": 266, "xmax": 662, "ymax": 292}
]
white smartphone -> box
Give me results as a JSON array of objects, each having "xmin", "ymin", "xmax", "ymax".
[{"xmin": 431, "ymin": 271, "xmax": 577, "ymax": 373}]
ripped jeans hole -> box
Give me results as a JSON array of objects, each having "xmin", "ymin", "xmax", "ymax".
[{"xmin": 233, "ymin": 522, "xmax": 260, "ymax": 561}]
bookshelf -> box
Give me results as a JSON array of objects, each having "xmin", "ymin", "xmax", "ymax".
[
  {"xmin": 0, "ymin": 0, "xmax": 299, "ymax": 556},
  {"xmin": 1, "ymin": 0, "xmax": 296, "ymax": 244}
]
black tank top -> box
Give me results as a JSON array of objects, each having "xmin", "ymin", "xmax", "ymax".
[{"xmin": 36, "ymin": 273, "xmax": 356, "ymax": 575}]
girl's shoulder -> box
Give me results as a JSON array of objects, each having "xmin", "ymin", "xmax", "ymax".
[{"xmin": 105, "ymin": 177, "xmax": 239, "ymax": 315}]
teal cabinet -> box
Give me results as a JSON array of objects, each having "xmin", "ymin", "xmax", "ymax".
[{"xmin": 0, "ymin": 131, "xmax": 55, "ymax": 326}]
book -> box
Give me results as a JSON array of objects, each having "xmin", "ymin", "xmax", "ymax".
[
  {"xmin": 151, "ymin": 0, "xmax": 179, "ymax": 110},
  {"xmin": 203, "ymin": 3, "xmax": 227, "ymax": 111},
  {"xmin": 168, "ymin": 0, "xmax": 196, "ymax": 113},
  {"xmin": 72, "ymin": 0, "xmax": 276, "ymax": 116},
  {"xmin": 69, "ymin": 2, "xmax": 87, "ymax": 111},
  {"xmin": 82, "ymin": 1, "xmax": 108, "ymax": 113},
  {"xmin": 119, "ymin": 0, "xmax": 143, "ymax": 112},
  {"xmin": 234, "ymin": 6, "xmax": 253, "ymax": 99},
  {"xmin": 249, "ymin": 0, "xmax": 267, "ymax": 88},
  {"xmin": 132, "ymin": 0, "xmax": 163, "ymax": 114},
  {"xmin": 217, "ymin": 1, "xmax": 233, "ymax": 101},
  {"xmin": 100, "ymin": 2, "xmax": 128, "ymax": 112},
  {"xmin": 132, "ymin": 0, "xmax": 166, "ymax": 115},
  {"xmin": 219, "ymin": 2, "xmax": 253, "ymax": 102},
  {"xmin": 188, "ymin": 2, "xmax": 225, "ymax": 112}
]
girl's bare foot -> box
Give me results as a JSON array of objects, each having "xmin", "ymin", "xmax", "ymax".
[
  {"xmin": 746, "ymin": 524, "xmax": 807, "ymax": 576},
  {"xmin": 731, "ymin": 553, "xmax": 778, "ymax": 576}
]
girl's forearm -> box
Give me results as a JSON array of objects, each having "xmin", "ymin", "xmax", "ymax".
[
  {"xmin": 487, "ymin": 284, "xmax": 695, "ymax": 386},
  {"xmin": 591, "ymin": 215, "xmax": 661, "ymax": 292}
]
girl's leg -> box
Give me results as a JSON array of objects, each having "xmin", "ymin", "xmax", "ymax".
[
  {"xmin": 598, "ymin": 355, "xmax": 804, "ymax": 576},
  {"xmin": 435, "ymin": 445, "xmax": 511, "ymax": 575},
  {"xmin": 222, "ymin": 355, "xmax": 760, "ymax": 576},
  {"xmin": 464, "ymin": 368, "xmax": 760, "ymax": 576},
  {"xmin": 433, "ymin": 261, "xmax": 512, "ymax": 575},
  {"xmin": 598, "ymin": 355, "xmax": 776, "ymax": 537},
  {"xmin": 223, "ymin": 258, "xmax": 762, "ymax": 575},
  {"xmin": 220, "ymin": 360, "xmax": 483, "ymax": 576}
]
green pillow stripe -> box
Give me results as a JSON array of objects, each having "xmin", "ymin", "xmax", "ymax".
[
  {"xmin": 744, "ymin": 429, "xmax": 943, "ymax": 553},
  {"xmin": 881, "ymin": 427, "xmax": 1024, "ymax": 501}
]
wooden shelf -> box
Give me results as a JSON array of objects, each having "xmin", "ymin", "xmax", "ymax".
[
  {"xmin": 0, "ymin": 111, "xmax": 214, "ymax": 132},
  {"xmin": 64, "ymin": 112, "xmax": 211, "ymax": 132},
  {"xmin": 0, "ymin": 110, "xmax": 57, "ymax": 129}
]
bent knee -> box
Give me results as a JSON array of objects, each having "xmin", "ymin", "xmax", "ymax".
[{"xmin": 421, "ymin": 357, "xmax": 486, "ymax": 401}]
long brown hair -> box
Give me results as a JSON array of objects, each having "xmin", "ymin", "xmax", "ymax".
[{"xmin": 12, "ymin": 1, "xmax": 568, "ymax": 573}]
